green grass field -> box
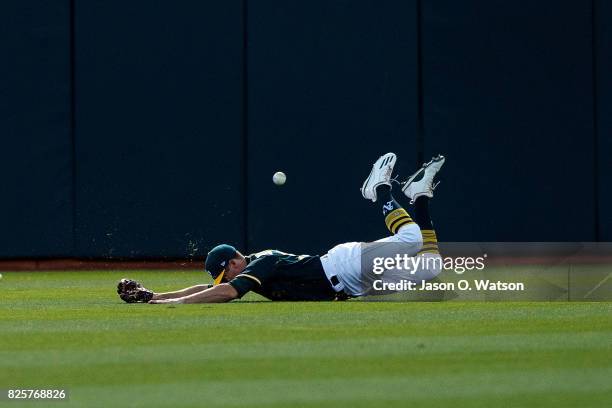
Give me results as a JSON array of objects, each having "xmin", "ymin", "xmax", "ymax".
[{"xmin": 1, "ymin": 270, "xmax": 611, "ymax": 407}]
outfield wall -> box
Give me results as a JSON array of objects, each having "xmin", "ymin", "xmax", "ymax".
[
  {"xmin": 596, "ymin": 0, "xmax": 612, "ymax": 241},
  {"xmin": 0, "ymin": 0, "xmax": 610, "ymax": 259},
  {"xmin": 72, "ymin": 1, "xmax": 244, "ymax": 258},
  {"xmin": 246, "ymin": 1, "xmax": 419, "ymax": 254},
  {"xmin": 0, "ymin": 1, "xmax": 73, "ymax": 257},
  {"xmin": 421, "ymin": 0, "xmax": 595, "ymax": 241}
]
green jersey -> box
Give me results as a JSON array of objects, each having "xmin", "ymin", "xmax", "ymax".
[{"xmin": 228, "ymin": 250, "xmax": 339, "ymax": 301}]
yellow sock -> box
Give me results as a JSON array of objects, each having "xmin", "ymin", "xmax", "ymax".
[
  {"xmin": 419, "ymin": 229, "xmax": 439, "ymax": 254},
  {"xmin": 384, "ymin": 208, "xmax": 415, "ymax": 235}
]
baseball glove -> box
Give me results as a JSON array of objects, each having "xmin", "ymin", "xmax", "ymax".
[{"xmin": 117, "ymin": 278, "xmax": 154, "ymax": 303}]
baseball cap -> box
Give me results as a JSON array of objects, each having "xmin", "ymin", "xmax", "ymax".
[{"xmin": 205, "ymin": 244, "xmax": 237, "ymax": 285}]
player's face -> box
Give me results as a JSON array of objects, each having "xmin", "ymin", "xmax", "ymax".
[{"xmin": 224, "ymin": 256, "xmax": 247, "ymax": 281}]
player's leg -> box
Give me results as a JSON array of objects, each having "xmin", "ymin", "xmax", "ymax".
[
  {"xmin": 411, "ymin": 196, "xmax": 443, "ymax": 280},
  {"xmin": 322, "ymin": 153, "xmax": 441, "ymax": 297},
  {"xmin": 356, "ymin": 153, "xmax": 424, "ymax": 294},
  {"xmin": 321, "ymin": 153, "xmax": 418, "ymax": 297},
  {"xmin": 361, "ymin": 152, "xmax": 422, "ymax": 245},
  {"xmin": 412, "ymin": 196, "xmax": 439, "ymax": 255},
  {"xmin": 402, "ymin": 154, "xmax": 445, "ymax": 255},
  {"xmin": 364, "ymin": 154, "xmax": 446, "ymax": 288},
  {"xmin": 375, "ymin": 184, "xmax": 422, "ymax": 245},
  {"xmin": 402, "ymin": 155, "xmax": 446, "ymax": 280}
]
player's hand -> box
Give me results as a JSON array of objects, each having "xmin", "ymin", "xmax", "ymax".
[{"xmin": 117, "ymin": 278, "xmax": 154, "ymax": 303}]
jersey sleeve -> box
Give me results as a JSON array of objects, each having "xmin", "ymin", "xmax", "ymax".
[{"xmin": 228, "ymin": 255, "xmax": 277, "ymax": 298}]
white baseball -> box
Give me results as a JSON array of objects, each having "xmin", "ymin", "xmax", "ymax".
[{"xmin": 273, "ymin": 171, "xmax": 286, "ymax": 185}]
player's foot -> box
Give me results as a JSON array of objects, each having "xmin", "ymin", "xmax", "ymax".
[
  {"xmin": 401, "ymin": 154, "xmax": 445, "ymax": 203},
  {"xmin": 361, "ymin": 152, "xmax": 397, "ymax": 202},
  {"xmin": 117, "ymin": 278, "xmax": 154, "ymax": 303}
]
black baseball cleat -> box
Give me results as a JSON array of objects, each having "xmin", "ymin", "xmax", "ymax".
[{"xmin": 117, "ymin": 278, "xmax": 154, "ymax": 303}]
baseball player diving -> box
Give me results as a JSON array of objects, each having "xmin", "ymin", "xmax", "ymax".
[{"xmin": 117, "ymin": 153, "xmax": 445, "ymax": 304}]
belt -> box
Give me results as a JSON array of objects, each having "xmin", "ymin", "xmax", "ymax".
[{"xmin": 320, "ymin": 254, "xmax": 350, "ymax": 300}]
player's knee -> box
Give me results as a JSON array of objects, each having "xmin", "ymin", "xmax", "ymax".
[{"xmin": 395, "ymin": 223, "xmax": 423, "ymax": 248}]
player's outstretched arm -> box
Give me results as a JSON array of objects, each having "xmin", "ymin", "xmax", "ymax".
[
  {"xmin": 148, "ymin": 283, "xmax": 238, "ymax": 304},
  {"xmin": 152, "ymin": 284, "xmax": 213, "ymax": 300}
]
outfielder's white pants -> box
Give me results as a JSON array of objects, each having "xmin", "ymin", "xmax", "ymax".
[{"xmin": 320, "ymin": 223, "xmax": 442, "ymax": 296}]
